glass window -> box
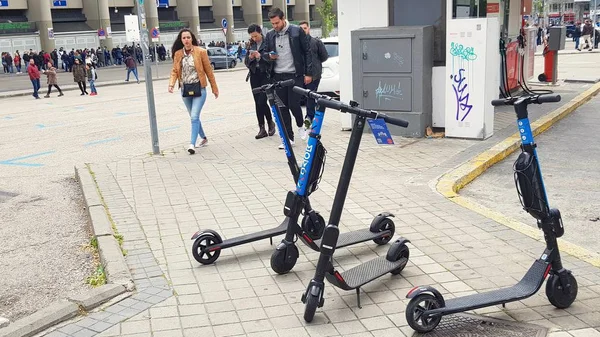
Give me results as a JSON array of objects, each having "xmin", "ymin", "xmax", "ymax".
[
  {"xmin": 323, "ymin": 42, "xmax": 338, "ymax": 57},
  {"xmin": 452, "ymin": 0, "xmax": 487, "ymax": 18}
]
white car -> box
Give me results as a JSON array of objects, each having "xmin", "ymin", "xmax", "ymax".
[{"xmin": 317, "ymin": 36, "xmax": 339, "ymax": 98}]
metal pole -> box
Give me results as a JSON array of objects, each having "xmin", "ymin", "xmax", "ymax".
[
  {"xmin": 594, "ymin": 0, "xmax": 598, "ymax": 48},
  {"xmin": 154, "ymin": 44, "xmax": 159, "ymax": 79},
  {"xmin": 135, "ymin": 0, "xmax": 160, "ymax": 155}
]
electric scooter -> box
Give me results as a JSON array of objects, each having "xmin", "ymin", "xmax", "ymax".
[
  {"xmin": 405, "ymin": 94, "xmax": 578, "ymax": 333},
  {"xmin": 270, "ymin": 91, "xmax": 404, "ymax": 274},
  {"xmin": 190, "ymin": 79, "xmax": 325, "ymax": 265},
  {"xmin": 294, "ymin": 88, "xmax": 412, "ymax": 322},
  {"xmin": 191, "ymin": 80, "xmax": 396, "ymax": 271}
]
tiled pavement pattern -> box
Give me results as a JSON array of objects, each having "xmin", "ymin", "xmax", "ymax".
[{"xmin": 45, "ymin": 83, "xmax": 600, "ymax": 337}]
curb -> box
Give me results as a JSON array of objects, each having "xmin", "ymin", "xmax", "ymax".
[
  {"xmin": 0, "ymin": 66, "xmax": 246, "ymax": 99},
  {"xmin": 436, "ymin": 81, "xmax": 600, "ymax": 267}
]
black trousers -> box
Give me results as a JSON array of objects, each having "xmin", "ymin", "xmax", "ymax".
[
  {"xmin": 273, "ymin": 73, "xmax": 304, "ymax": 141},
  {"xmin": 249, "ymin": 73, "xmax": 273, "ymax": 127},
  {"xmin": 77, "ymin": 81, "xmax": 87, "ymax": 93},
  {"xmin": 47, "ymin": 84, "xmax": 62, "ymax": 94}
]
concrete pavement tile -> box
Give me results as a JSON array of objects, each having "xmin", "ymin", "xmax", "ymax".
[
  {"xmin": 232, "ymin": 297, "xmax": 263, "ymax": 310},
  {"xmin": 548, "ymin": 332, "xmax": 574, "ymax": 337},
  {"xmin": 418, "ymin": 263, "xmax": 449, "ymax": 274},
  {"xmin": 369, "ymin": 327, "xmax": 408, "ymax": 336},
  {"xmin": 264, "ymin": 304, "xmax": 296, "ymax": 318},
  {"xmin": 241, "ymin": 319, "xmax": 273, "ymax": 333},
  {"xmin": 150, "ymin": 316, "xmax": 182, "ymax": 331},
  {"xmin": 441, "ymin": 280, "xmax": 473, "ymax": 293},
  {"xmin": 350, "ymin": 304, "xmax": 384, "ymax": 319},
  {"xmin": 237, "ymin": 307, "xmax": 268, "ymax": 322},
  {"xmin": 149, "ymin": 305, "xmax": 179, "ymax": 318},
  {"xmin": 228, "ymin": 287, "xmax": 257, "ymax": 300},
  {"xmin": 304, "ymin": 323, "xmax": 340, "ymax": 337},
  {"xmin": 247, "ymin": 331, "xmax": 278, "ymax": 337},
  {"xmin": 96, "ymin": 323, "xmax": 120, "ymax": 336},
  {"xmin": 209, "ymin": 311, "xmax": 240, "ymax": 325},
  {"xmin": 213, "ymin": 322, "xmax": 245, "ymax": 337},
  {"xmin": 570, "ymin": 328, "xmax": 600, "ymax": 337},
  {"xmin": 183, "ymin": 327, "xmax": 215, "ymax": 337},
  {"xmin": 576, "ymin": 311, "xmax": 600, "ymax": 327},
  {"xmin": 274, "ymin": 327, "xmax": 310, "ymax": 337},
  {"xmin": 205, "ymin": 300, "xmax": 236, "ymax": 313},
  {"xmin": 44, "ymin": 331, "xmax": 69, "ymax": 337},
  {"xmin": 88, "ymin": 320, "xmax": 114, "ymax": 333},
  {"xmin": 178, "ymin": 304, "xmax": 207, "ymax": 316},
  {"xmin": 102, "ymin": 313, "xmax": 129, "ymax": 324},
  {"xmin": 113, "ymin": 333, "xmax": 151, "ymax": 337},
  {"xmin": 270, "ymin": 315, "xmax": 303, "ymax": 329},
  {"xmin": 360, "ymin": 316, "xmax": 395, "ymax": 331},
  {"xmin": 260, "ymin": 294, "xmax": 289, "ymax": 307},
  {"xmin": 177, "ymin": 294, "xmax": 204, "ymax": 306},
  {"xmin": 57, "ymin": 324, "xmax": 83, "ymax": 335},
  {"xmin": 333, "ymin": 320, "xmax": 367, "ymax": 335},
  {"xmin": 365, "ymin": 290, "xmax": 400, "ymax": 304},
  {"xmin": 323, "ymin": 308, "xmax": 357, "ymax": 323},
  {"xmin": 121, "ymin": 319, "xmax": 151, "ymax": 334},
  {"xmin": 527, "ymin": 318, "xmax": 560, "ymax": 329},
  {"xmin": 152, "ymin": 329, "xmax": 184, "ymax": 337},
  {"xmin": 73, "ymin": 328, "xmax": 99, "ymax": 337}
]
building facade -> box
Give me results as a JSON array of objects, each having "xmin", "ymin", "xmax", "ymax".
[
  {"xmin": 0, "ymin": 0, "xmax": 337, "ymax": 54},
  {"xmin": 544, "ymin": 0, "xmax": 599, "ymax": 24}
]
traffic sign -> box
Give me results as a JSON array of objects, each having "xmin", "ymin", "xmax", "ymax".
[
  {"xmin": 221, "ymin": 18, "xmax": 228, "ymax": 29},
  {"xmin": 98, "ymin": 28, "xmax": 106, "ymax": 40},
  {"xmin": 151, "ymin": 27, "xmax": 160, "ymax": 42},
  {"xmin": 0, "ymin": 1, "xmax": 8, "ymax": 7}
]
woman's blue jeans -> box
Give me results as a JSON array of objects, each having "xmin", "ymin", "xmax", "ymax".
[{"xmin": 182, "ymin": 88, "xmax": 208, "ymax": 145}]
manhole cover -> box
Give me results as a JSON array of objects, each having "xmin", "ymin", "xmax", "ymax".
[{"xmin": 413, "ymin": 313, "xmax": 548, "ymax": 337}]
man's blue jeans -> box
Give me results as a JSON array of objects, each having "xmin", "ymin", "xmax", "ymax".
[
  {"xmin": 182, "ymin": 88, "xmax": 208, "ymax": 145},
  {"xmin": 126, "ymin": 68, "xmax": 139, "ymax": 81},
  {"xmin": 305, "ymin": 78, "xmax": 321, "ymax": 121},
  {"xmin": 31, "ymin": 78, "xmax": 40, "ymax": 98}
]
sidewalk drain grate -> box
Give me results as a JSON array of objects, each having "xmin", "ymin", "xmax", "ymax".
[{"xmin": 414, "ymin": 313, "xmax": 548, "ymax": 337}]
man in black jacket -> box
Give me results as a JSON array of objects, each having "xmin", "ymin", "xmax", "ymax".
[
  {"xmin": 264, "ymin": 7, "xmax": 313, "ymax": 148},
  {"xmin": 299, "ymin": 21, "xmax": 328, "ymax": 133}
]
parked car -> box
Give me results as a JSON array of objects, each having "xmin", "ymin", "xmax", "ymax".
[
  {"xmin": 206, "ymin": 47, "xmax": 237, "ymax": 69},
  {"xmin": 317, "ymin": 36, "xmax": 340, "ymax": 99}
]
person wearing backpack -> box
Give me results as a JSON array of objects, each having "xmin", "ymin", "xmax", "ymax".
[
  {"xmin": 124, "ymin": 54, "xmax": 140, "ymax": 83},
  {"xmin": 86, "ymin": 61, "xmax": 98, "ymax": 96}
]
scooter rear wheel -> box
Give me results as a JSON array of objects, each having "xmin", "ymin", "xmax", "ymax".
[
  {"xmin": 387, "ymin": 241, "xmax": 410, "ymax": 275},
  {"xmin": 371, "ymin": 218, "xmax": 395, "ymax": 245},
  {"xmin": 406, "ymin": 293, "xmax": 442, "ymax": 333},
  {"xmin": 302, "ymin": 212, "xmax": 326, "ymax": 240},
  {"xmin": 546, "ymin": 272, "xmax": 578, "ymax": 309},
  {"xmin": 192, "ymin": 232, "xmax": 222, "ymax": 265}
]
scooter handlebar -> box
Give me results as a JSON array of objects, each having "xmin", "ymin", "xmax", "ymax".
[
  {"xmin": 491, "ymin": 94, "xmax": 561, "ymax": 106},
  {"xmin": 381, "ymin": 115, "xmax": 410, "ymax": 128},
  {"xmin": 292, "ymin": 86, "xmax": 332, "ymax": 101},
  {"xmin": 315, "ymin": 98, "xmax": 409, "ymax": 128},
  {"xmin": 252, "ymin": 79, "xmax": 296, "ymax": 94}
]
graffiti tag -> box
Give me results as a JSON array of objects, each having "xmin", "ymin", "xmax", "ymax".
[
  {"xmin": 450, "ymin": 42, "xmax": 478, "ymax": 61},
  {"xmin": 451, "ymin": 69, "xmax": 473, "ymax": 121},
  {"xmin": 375, "ymin": 80, "xmax": 403, "ymax": 105}
]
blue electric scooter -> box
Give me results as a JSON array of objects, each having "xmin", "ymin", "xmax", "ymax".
[{"xmin": 405, "ymin": 94, "xmax": 578, "ymax": 333}]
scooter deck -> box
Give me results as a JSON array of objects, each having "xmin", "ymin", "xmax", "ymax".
[
  {"xmin": 429, "ymin": 259, "xmax": 548, "ymax": 316},
  {"xmin": 314, "ymin": 228, "xmax": 392, "ymax": 249},
  {"xmin": 325, "ymin": 256, "xmax": 408, "ymax": 290},
  {"xmin": 218, "ymin": 218, "xmax": 289, "ymax": 248}
]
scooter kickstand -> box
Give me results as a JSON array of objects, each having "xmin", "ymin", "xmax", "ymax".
[
  {"xmin": 356, "ymin": 288, "xmax": 362, "ymax": 309},
  {"xmin": 270, "ymin": 237, "xmax": 273, "ymax": 245}
]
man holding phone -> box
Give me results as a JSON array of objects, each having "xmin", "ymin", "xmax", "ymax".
[{"xmin": 264, "ymin": 7, "xmax": 313, "ymax": 149}]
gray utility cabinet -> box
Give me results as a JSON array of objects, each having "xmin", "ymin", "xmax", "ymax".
[{"xmin": 351, "ymin": 26, "xmax": 433, "ymax": 137}]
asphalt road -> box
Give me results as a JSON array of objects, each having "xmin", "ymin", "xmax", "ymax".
[
  {"xmin": 0, "ymin": 69, "xmax": 256, "ymax": 321},
  {"xmin": 0, "ymin": 60, "xmax": 242, "ymax": 93},
  {"xmin": 462, "ymin": 94, "xmax": 600, "ymax": 254}
]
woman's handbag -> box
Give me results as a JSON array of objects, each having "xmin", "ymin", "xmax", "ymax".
[{"xmin": 182, "ymin": 82, "xmax": 202, "ymax": 97}]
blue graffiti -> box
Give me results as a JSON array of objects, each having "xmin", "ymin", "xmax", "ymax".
[
  {"xmin": 450, "ymin": 42, "xmax": 477, "ymax": 61},
  {"xmin": 451, "ymin": 69, "xmax": 473, "ymax": 121}
]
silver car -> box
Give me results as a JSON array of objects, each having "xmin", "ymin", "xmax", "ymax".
[{"xmin": 207, "ymin": 47, "xmax": 237, "ymax": 69}]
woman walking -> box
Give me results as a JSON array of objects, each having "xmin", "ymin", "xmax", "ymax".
[
  {"xmin": 43, "ymin": 62, "xmax": 64, "ymax": 97},
  {"xmin": 72, "ymin": 58, "xmax": 88, "ymax": 95},
  {"xmin": 245, "ymin": 24, "xmax": 276, "ymax": 139},
  {"xmin": 168, "ymin": 28, "xmax": 219, "ymax": 155}
]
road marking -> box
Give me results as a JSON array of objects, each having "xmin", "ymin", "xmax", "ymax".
[
  {"xmin": 36, "ymin": 123, "xmax": 64, "ymax": 129},
  {"xmin": 0, "ymin": 151, "xmax": 56, "ymax": 167},
  {"xmin": 159, "ymin": 126, "xmax": 180, "ymax": 132},
  {"xmin": 2, "ymin": 116, "xmax": 14, "ymax": 120},
  {"xmin": 84, "ymin": 137, "xmax": 122, "ymax": 147},
  {"xmin": 115, "ymin": 112, "xmax": 136, "ymax": 117},
  {"xmin": 204, "ymin": 117, "xmax": 225, "ymax": 123}
]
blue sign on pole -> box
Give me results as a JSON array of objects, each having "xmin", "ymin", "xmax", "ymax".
[
  {"xmin": 151, "ymin": 27, "xmax": 160, "ymax": 38},
  {"xmin": 260, "ymin": 0, "xmax": 266, "ymax": 4},
  {"xmin": 367, "ymin": 119, "xmax": 395, "ymax": 145},
  {"xmin": 221, "ymin": 18, "xmax": 228, "ymax": 29},
  {"xmin": 157, "ymin": 0, "xmax": 168, "ymax": 8},
  {"xmin": 0, "ymin": 1, "xmax": 8, "ymax": 8},
  {"xmin": 53, "ymin": 0, "xmax": 67, "ymax": 6}
]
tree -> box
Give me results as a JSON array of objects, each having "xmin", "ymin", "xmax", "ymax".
[{"xmin": 316, "ymin": 0, "xmax": 336, "ymax": 38}]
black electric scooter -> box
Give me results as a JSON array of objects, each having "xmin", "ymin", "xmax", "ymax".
[
  {"xmin": 405, "ymin": 94, "xmax": 578, "ymax": 333},
  {"xmin": 190, "ymin": 79, "xmax": 325, "ymax": 265},
  {"xmin": 295, "ymin": 88, "xmax": 412, "ymax": 322}
]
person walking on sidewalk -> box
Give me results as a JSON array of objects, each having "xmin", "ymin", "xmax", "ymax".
[
  {"xmin": 86, "ymin": 62, "xmax": 98, "ymax": 96},
  {"xmin": 72, "ymin": 58, "xmax": 88, "ymax": 95},
  {"xmin": 168, "ymin": 28, "xmax": 219, "ymax": 155},
  {"xmin": 265, "ymin": 7, "xmax": 313, "ymax": 149},
  {"xmin": 124, "ymin": 54, "xmax": 140, "ymax": 83},
  {"xmin": 26, "ymin": 59, "xmax": 41, "ymax": 99},
  {"xmin": 43, "ymin": 62, "xmax": 64, "ymax": 98},
  {"xmin": 579, "ymin": 20, "xmax": 594, "ymax": 51},
  {"xmin": 245, "ymin": 24, "xmax": 276, "ymax": 139},
  {"xmin": 14, "ymin": 51, "xmax": 21, "ymax": 73},
  {"xmin": 299, "ymin": 21, "xmax": 328, "ymax": 137}
]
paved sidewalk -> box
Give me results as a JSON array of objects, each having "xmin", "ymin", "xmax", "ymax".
[{"xmin": 40, "ymin": 82, "xmax": 600, "ymax": 337}]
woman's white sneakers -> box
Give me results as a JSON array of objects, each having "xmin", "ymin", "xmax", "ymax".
[{"xmin": 188, "ymin": 144, "xmax": 195, "ymax": 155}]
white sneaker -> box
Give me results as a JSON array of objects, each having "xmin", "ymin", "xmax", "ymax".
[
  {"xmin": 298, "ymin": 127, "xmax": 307, "ymax": 140},
  {"xmin": 278, "ymin": 140, "xmax": 294, "ymax": 150},
  {"xmin": 187, "ymin": 144, "xmax": 195, "ymax": 155}
]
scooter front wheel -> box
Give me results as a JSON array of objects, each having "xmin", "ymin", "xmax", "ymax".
[
  {"xmin": 406, "ymin": 293, "xmax": 442, "ymax": 333},
  {"xmin": 270, "ymin": 243, "xmax": 299, "ymax": 275},
  {"xmin": 546, "ymin": 272, "xmax": 578, "ymax": 309},
  {"xmin": 192, "ymin": 232, "xmax": 222, "ymax": 265},
  {"xmin": 303, "ymin": 286, "xmax": 320, "ymax": 322}
]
